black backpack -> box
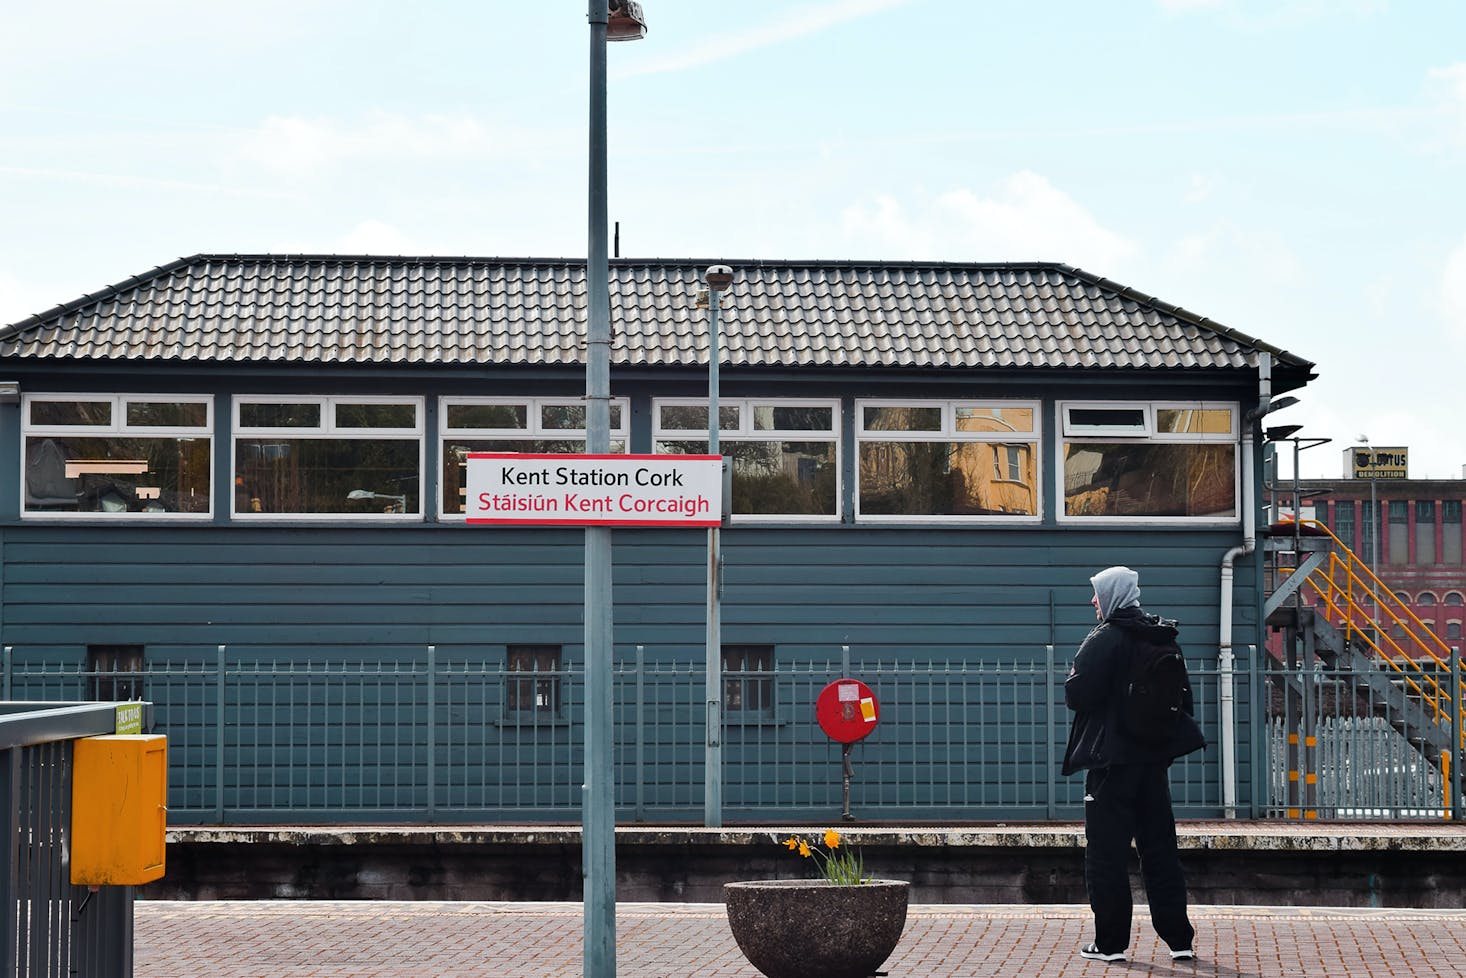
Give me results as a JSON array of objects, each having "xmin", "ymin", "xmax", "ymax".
[{"xmin": 1120, "ymin": 637, "xmax": 1189, "ymax": 745}]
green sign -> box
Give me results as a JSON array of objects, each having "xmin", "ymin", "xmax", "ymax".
[{"xmin": 115, "ymin": 703, "xmax": 143, "ymax": 735}]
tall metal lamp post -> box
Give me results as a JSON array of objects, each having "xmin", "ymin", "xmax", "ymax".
[
  {"xmin": 702, "ymin": 264, "xmax": 733, "ymax": 828},
  {"xmin": 585, "ymin": 3, "xmax": 645, "ymax": 978}
]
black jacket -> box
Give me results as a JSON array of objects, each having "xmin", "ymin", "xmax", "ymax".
[{"xmin": 1060, "ymin": 606, "xmax": 1206, "ymax": 776}]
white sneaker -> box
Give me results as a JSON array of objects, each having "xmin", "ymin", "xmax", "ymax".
[
  {"xmin": 1079, "ymin": 944, "xmax": 1127, "ymax": 962},
  {"xmin": 1171, "ymin": 948, "xmax": 1196, "ymax": 961}
]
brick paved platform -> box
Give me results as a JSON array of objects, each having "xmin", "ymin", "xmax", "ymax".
[{"xmin": 135, "ymin": 900, "xmax": 1466, "ymax": 978}]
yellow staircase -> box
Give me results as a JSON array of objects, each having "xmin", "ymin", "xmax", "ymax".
[{"xmin": 1267, "ymin": 519, "xmax": 1464, "ymax": 812}]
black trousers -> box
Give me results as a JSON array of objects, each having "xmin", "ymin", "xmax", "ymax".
[{"xmin": 1083, "ymin": 763, "xmax": 1195, "ymax": 955}]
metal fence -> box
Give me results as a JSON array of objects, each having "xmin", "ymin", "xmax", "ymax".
[
  {"xmin": 0, "ymin": 702, "xmax": 139, "ymax": 978},
  {"xmin": 1263, "ymin": 659, "xmax": 1464, "ymax": 820},
  {"xmin": 3, "ymin": 646, "xmax": 1227, "ymax": 824}
]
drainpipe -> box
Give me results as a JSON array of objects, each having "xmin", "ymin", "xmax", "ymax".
[{"xmin": 1218, "ymin": 353, "xmax": 1272, "ymax": 818}]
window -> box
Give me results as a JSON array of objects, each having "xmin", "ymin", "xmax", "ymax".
[
  {"xmin": 234, "ymin": 396, "xmax": 422, "ymax": 517},
  {"xmin": 1388, "ymin": 500, "xmax": 1409, "ymax": 565},
  {"xmin": 856, "ymin": 400, "xmax": 1038, "ymax": 519},
  {"xmin": 1333, "ymin": 500, "xmax": 1356, "ymax": 551},
  {"xmin": 1447, "ymin": 592, "xmax": 1464, "ymax": 607},
  {"xmin": 655, "ymin": 399, "xmax": 838, "ymax": 519},
  {"xmin": 1444, "ymin": 501, "xmax": 1462, "ymax": 566},
  {"xmin": 1415, "ymin": 501, "xmax": 1437, "ymax": 565},
  {"xmin": 1060, "ymin": 402, "xmax": 1237, "ymax": 519},
  {"xmin": 22, "ymin": 395, "xmax": 212, "ymax": 517},
  {"xmin": 86, "ymin": 645, "xmax": 144, "ymax": 701},
  {"xmin": 723, "ymin": 645, "xmax": 774, "ymax": 717},
  {"xmin": 1361, "ymin": 501, "xmax": 1378, "ymax": 564},
  {"xmin": 505, "ymin": 645, "xmax": 562, "ymax": 716},
  {"xmin": 1418, "ymin": 592, "xmax": 1437, "ymax": 606},
  {"xmin": 440, "ymin": 397, "xmax": 628, "ymax": 517},
  {"xmin": 1447, "ymin": 622, "xmax": 1462, "ymax": 641}
]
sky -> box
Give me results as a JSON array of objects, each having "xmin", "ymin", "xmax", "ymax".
[{"xmin": 3, "ymin": 0, "xmax": 1464, "ymax": 480}]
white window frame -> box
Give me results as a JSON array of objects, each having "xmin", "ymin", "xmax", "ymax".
[
  {"xmin": 232, "ymin": 394, "xmax": 424, "ymax": 521},
  {"xmin": 854, "ymin": 398, "xmax": 1041, "ymax": 524},
  {"xmin": 21, "ymin": 393, "xmax": 214, "ymax": 520},
  {"xmin": 1057, "ymin": 399, "xmax": 1240, "ymax": 525},
  {"xmin": 653, "ymin": 397, "xmax": 841, "ymax": 524},
  {"xmin": 438, "ymin": 396, "xmax": 629, "ymax": 522}
]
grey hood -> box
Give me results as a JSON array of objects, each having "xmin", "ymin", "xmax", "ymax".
[{"xmin": 1090, "ymin": 566, "xmax": 1141, "ymax": 620}]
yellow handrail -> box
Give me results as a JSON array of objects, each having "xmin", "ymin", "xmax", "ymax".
[{"xmin": 1277, "ymin": 518, "xmax": 1464, "ymax": 750}]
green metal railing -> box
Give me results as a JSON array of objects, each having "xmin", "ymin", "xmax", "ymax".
[{"xmin": 2, "ymin": 646, "xmax": 1225, "ymax": 825}]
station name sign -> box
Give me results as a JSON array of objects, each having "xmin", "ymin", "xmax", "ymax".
[
  {"xmin": 465, "ymin": 453, "xmax": 723, "ymax": 527},
  {"xmin": 1351, "ymin": 447, "xmax": 1408, "ymax": 480}
]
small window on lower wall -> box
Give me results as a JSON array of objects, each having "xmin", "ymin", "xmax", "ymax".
[
  {"xmin": 23, "ymin": 395, "xmax": 213, "ymax": 517},
  {"xmin": 505, "ymin": 645, "xmax": 563, "ymax": 718},
  {"xmin": 1060, "ymin": 401, "xmax": 1239, "ymax": 521},
  {"xmin": 86, "ymin": 645, "xmax": 145, "ymax": 701},
  {"xmin": 723, "ymin": 645, "xmax": 774, "ymax": 718}
]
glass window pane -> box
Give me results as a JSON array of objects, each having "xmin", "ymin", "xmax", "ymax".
[
  {"xmin": 660, "ymin": 404, "xmax": 737, "ymax": 431},
  {"xmin": 30, "ymin": 399, "xmax": 111, "ymax": 426},
  {"xmin": 730, "ymin": 441, "xmax": 837, "ymax": 516},
  {"xmin": 126, "ymin": 401, "xmax": 208, "ymax": 428},
  {"xmin": 541, "ymin": 404, "xmax": 587, "ymax": 430},
  {"xmin": 722, "ymin": 644, "xmax": 773, "ymax": 715},
  {"xmin": 862, "ymin": 405, "xmax": 941, "ymax": 432},
  {"xmin": 1417, "ymin": 502, "xmax": 1437, "ymax": 565},
  {"xmin": 955, "ymin": 406, "xmax": 1035, "ymax": 434},
  {"xmin": 506, "ymin": 645, "xmax": 561, "ymax": 714},
  {"xmin": 446, "ymin": 403, "xmax": 528, "ymax": 430},
  {"xmin": 1157, "ymin": 408, "xmax": 1233, "ymax": 434},
  {"xmin": 1063, "ymin": 443, "xmax": 1236, "ymax": 517},
  {"xmin": 234, "ymin": 438, "xmax": 419, "ymax": 514},
  {"xmin": 335, "ymin": 402, "xmax": 416, "ymax": 429},
  {"xmin": 1333, "ymin": 501, "xmax": 1356, "ymax": 550},
  {"xmin": 860, "ymin": 441, "xmax": 1037, "ymax": 517},
  {"xmin": 1066, "ymin": 407, "xmax": 1145, "ymax": 433},
  {"xmin": 239, "ymin": 402, "xmax": 321, "ymax": 428},
  {"xmin": 25, "ymin": 435, "xmax": 211, "ymax": 514},
  {"xmin": 752, "ymin": 405, "xmax": 834, "ymax": 432}
]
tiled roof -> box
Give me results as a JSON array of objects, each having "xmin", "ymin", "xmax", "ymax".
[{"xmin": 0, "ymin": 255, "xmax": 1312, "ymax": 372}]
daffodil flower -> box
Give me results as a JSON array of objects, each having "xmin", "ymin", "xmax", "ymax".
[{"xmin": 780, "ymin": 828, "xmax": 868, "ymax": 885}]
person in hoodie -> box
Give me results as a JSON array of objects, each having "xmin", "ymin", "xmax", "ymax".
[{"xmin": 1062, "ymin": 565, "xmax": 1206, "ymax": 965}]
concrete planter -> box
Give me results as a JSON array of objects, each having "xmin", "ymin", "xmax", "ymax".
[{"xmin": 724, "ymin": 879, "xmax": 910, "ymax": 978}]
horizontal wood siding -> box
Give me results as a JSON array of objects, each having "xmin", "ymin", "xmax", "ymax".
[{"xmin": 0, "ymin": 523, "xmax": 1260, "ymax": 821}]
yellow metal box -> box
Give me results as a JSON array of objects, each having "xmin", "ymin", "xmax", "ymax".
[{"xmin": 70, "ymin": 734, "xmax": 167, "ymax": 886}]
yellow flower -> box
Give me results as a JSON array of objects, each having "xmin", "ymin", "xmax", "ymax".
[
  {"xmin": 784, "ymin": 837, "xmax": 800, "ymax": 851},
  {"xmin": 824, "ymin": 829, "xmax": 841, "ymax": 850},
  {"xmin": 798, "ymin": 841, "xmax": 811, "ymax": 857}
]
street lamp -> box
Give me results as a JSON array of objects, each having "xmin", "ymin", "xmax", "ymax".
[
  {"xmin": 585, "ymin": 4, "xmax": 645, "ymax": 978},
  {"xmin": 1357, "ymin": 435, "xmax": 1379, "ymax": 572},
  {"xmin": 346, "ymin": 488, "xmax": 408, "ymax": 513},
  {"xmin": 701, "ymin": 264, "xmax": 733, "ymax": 829}
]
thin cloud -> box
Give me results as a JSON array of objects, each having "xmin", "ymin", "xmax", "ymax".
[
  {"xmin": 839, "ymin": 172, "xmax": 1137, "ymax": 271},
  {"xmin": 615, "ymin": 0, "xmax": 916, "ymax": 79},
  {"xmin": 0, "ymin": 165, "xmax": 300, "ymax": 200},
  {"xmin": 233, "ymin": 112, "xmax": 577, "ymax": 177}
]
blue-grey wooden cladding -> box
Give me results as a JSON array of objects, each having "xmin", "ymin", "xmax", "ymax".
[{"xmin": 0, "ymin": 524, "xmax": 1260, "ymax": 823}]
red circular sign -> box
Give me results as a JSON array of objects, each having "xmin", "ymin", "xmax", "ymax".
[{"xmin": 815, "ymin": 678, "xmax": 880, "ymax": 743}]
